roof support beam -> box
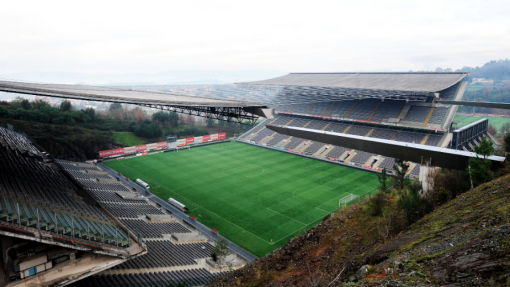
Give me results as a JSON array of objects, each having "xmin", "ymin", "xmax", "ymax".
[
  {"xmin": 438, "ymin": 100, "xmax": 510, "ymax": 109},
  {"xmin": 266, "ymin": 124, "xmax": 504, "ymax": 170}
]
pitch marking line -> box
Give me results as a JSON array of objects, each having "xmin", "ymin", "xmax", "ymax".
[
  {"xmin": 268, "ymin": 174, "xmax": 368, "ymax": 210},
  {"xmin": 112, "ymin": 145, "xmax": 379, "ymax": 246},
  {"xmin": 266, "ymin": 208, "xmax": 307, "ymax": 226},
  {"xmin": 134, "ymin": 158, "xmax": 265, "ymax": 193},
  {"xmin": 117, "ymin": 162, "xmax": 275, "ymax": 245}
]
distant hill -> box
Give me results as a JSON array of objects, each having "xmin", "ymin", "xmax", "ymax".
[{"xmin": 456, "ymin": 59, "xmax": 510, "ymax": 81}]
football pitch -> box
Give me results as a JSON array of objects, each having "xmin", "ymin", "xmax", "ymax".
[
  {"xmin": 454, "ymin": 115, "xmax": 510, "ymax": 134},
  {"xmin": 105, "ymin": 141, "xmax": 379, "ymax": 257}
]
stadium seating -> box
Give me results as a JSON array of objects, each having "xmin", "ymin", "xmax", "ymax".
[
  {"xmin": 395, "ymin": 132, "xmax": 426, "ymax": 144},
  {"xmin": 325, "ymin": 100, "xmax": 357, "ymax": 118},
  {"xmin": 120, "ymin": 219, "xmax": 191, "ymax": 238},
  {"xmin": 71, "ymin": 268, "xmax": 217, "ymax": 287},
  {"xmin": 350, "ymin": 151, "xmax": 375, "ymax": 165},
  {"xmin": 59, "ymin": 157, "xmax": 227, "ymax": 287},
  {"xmin": 377, "ymin": 157, "xmax": 395, "ymax": 170},
  {"xmin": 345, "ymin": 125, "xmax": 372, "ymax": 136},
  {"xmin": 428, "ymin": 108, "xmax": 449, "ymax": 125},
  {"xmin": 304, "ymin": 141, "xmax": 328, "ymax": 155},
  {"xmin": 369, "ymin": 128, "xmax": 398, "ymax": 140},
  {"xmin": 345, "ymin": 99, "xmax": 380, "ymax": 120},
  {"xmin": 275, "ymin": 96, "xmax": 296, "ymax": 112},
  {"xmin": 0, "ymin": 126, "xmax": 41, "ymax": 156},
  {"xmin": 101, "ymin": 202, "xmax": 165, "ymax": 218},
  {"xmin": 112, "ymin": 240, "xmax": 213, "ymax": 269},
  {"xmin": 306, "ymin": 101, "xmax": 333, "ymax": 116},
  {"xmin": 290, "ymin": 101, "xmax": 314, "ymax": 114},
  {"xmin": 439, "ymin": 82, "xmax": 461, "ymax": 101},
  {"xmin": 239, "ymin": 112, "xmax": 445, "ymax": 181},
  {"xmin": 0, "ymin": 127, "xmax": 129, "ymax": 247},
  {"xmin": 324, "ymin": 122, "xmax": 350, "ymax": 133},
  {"xmin": 325, "ymin": 146, "xmax": 350, "ymax": 159},
  {"xmin": 402, "ymin": 106, "xmax": 432, "ymax": 123},
  {"xmin": 370, "ymin": 100, "xmax": 406, "ymax": 122},
  {"xmin": 425, "ymin": 135, "xmax": 443, "ymax": 146},
  {"xmin": 284, "ymin": 137, "xmax": 307, "ymax": 149}
]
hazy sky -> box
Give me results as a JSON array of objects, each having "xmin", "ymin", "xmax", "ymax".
[{"xmin": 1, "ymin": 0, "xmax": 509, "ymax": 75}]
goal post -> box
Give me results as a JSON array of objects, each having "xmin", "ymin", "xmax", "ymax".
[{"xmin": 339, "ymin": 193, "xmax": 359, "ymax": 208}]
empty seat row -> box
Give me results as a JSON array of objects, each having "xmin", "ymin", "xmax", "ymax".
[
  {"xmin": 120, "ymin": 219, "xmax": 191, "ymax": 238},
  {"xmin": 114, "ymin": 241, "xmax": 213, "ymax": 269},
  {"xmin": 0, "ymin": 126, "xmax": 41, "ymax": 156},
  {"xmin": 346, "ymin": 99, "xmax": 380, "ymax": 120},
  {"xmin": 70, "ymin": 268, "xmax": 216, "ymax": 287},
  {"xmin": 101, "ymin": 202, "xmax": 165, "ymax": 218},
  {"xmin": 0, "ymin": 193, "xmax": 128, "ymax": 246}
]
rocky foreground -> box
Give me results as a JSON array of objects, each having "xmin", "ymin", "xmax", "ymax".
[{"xmin": 207, "ymin": 174, "xmax": 510, "ymax": 286}]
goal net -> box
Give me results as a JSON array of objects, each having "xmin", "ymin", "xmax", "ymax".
[{"xmin": 339, "ymin": 193, "xmax": 359, "ymax": 208}]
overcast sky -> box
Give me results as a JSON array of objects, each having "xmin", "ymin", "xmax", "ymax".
[{"xmin": 1, "ymin": 0, "xmax": 509, "ymax": 76}]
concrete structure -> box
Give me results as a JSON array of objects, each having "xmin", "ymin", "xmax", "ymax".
[
  {"xmin": 266, "ymin": 124, "xmax": 505, "ymax": 170},
  {"xmin": 0, "ymin": 80, "xmax": 274, "ymax": 124}
]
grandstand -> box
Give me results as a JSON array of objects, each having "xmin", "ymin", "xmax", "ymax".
[
  {"xmin": 0, "ymin": 126, "xmax": 242, "ymax": 287},
  {"xmin": 238, "ymin": 72, "xmax": 471, "ymax": 179},
  {"xmin": 58, "ymin": 160, "xmax": 247, "ymax": 286},
  {"xmin": 0, "ymin": 126, "xmax": 145, "ymax": 286}
]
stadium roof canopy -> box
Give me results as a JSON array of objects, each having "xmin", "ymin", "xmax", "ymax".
[
  {"xmin": 0, "ymin": 80, "xmax": 274, "ymax": 124},
  {"xmin": 239, "ymin": 72, "xmax": 470, "ymax": 102}
]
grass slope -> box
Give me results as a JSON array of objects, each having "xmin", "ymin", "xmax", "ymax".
[
  {"xmin": 105, "ymin": 141, "xmax": 379, "ymax": 256},
  {"xmin": 113, "ymin": 132, "xmax": 146, "ymax": 146},
  {"xmin": 454, "ymin": 115, "xmax": 510, "ymax": 133}
]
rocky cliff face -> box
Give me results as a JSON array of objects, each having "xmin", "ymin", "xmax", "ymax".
[{"xmin": 207, "ymin": 174, "xmax": 510, "ymax": 287}]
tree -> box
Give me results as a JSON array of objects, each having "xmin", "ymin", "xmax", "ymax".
[
  {"xmin": 109, "ymin": 103, "xmax": 122, "ymax": 111},
  {"xmin": 9, "ymin": 96, "xmax": 26, "ymax": 108},
  {"xmin": 153, "ymin": 111, "xmax": 170, "ymax": 123},
  {"xmin": 135, "ymin": 122, "xmax": 162, "ymax": 138},
  {"xmin": 20, "ymin": 99, "xmax": 32, "ymax": 110},
  {"xmin": 169, "ymin": 112, "xmax": 179, "ymax": 127},
  {"xmin": 488, "ymin": 124, "xmax": 497, "ymax": 135},
  {"xmin": 504, "ymin": 132, "xmax": 510, "ymax": 154},
  {"xmin": 206, "ymin": 117, "xmax": 215, "ymax": 127},
  {"xmin": 378, "ymin": 168, "xmax": 388, "ymax": 192},
  {"xmin": 469, "ymin": 137, "xmax": 495, "ymax": 186},
  {"xmin": 368, "ymin": 190, "xmax": 387, "ymax": 217},
  {"xmin": 109, "ymin": 103, "xmax": 123, "ymax": 118},
  {"xmin": 397, "ymin": 181, "xmax": 433, "ymax": 225},
  {"xmin": 393, "ymin": 159, "xmax": 410, "ymax": 191},
  {"xmin": 60, "ymin": 100, "xmax": 72, "ymax": 112},
  {"xmin": 501, "ymin": 121, "xmax": 510, "ymax": 135},
  {"xmin": 210, "ymin": 236, "xmax": 230, "ymax": 271},
  {"xmin": 474, "ymin": 137, "xmax": 495, "ymax": 160},
  {"xmin": 84, "ymin": 107, "xmax": 96, "ymax": 122},
  {"xmin": 32, "ymin": 99, "xmax": 49, "ymax": 110}
]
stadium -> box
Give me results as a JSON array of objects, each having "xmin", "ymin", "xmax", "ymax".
[{"xmin": 0, "ymin": 72, "xmax": 503, "ymax": 286}]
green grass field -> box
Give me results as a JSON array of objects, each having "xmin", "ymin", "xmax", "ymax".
[
  {"xmin": 105, "ymin": 141, "xmax": 379, "ymax": 257},
  {"xmin": 454, "ymin": 115, "xmax": 510, "ymax": 134},
  {"xmin": 113, "ymin": 132, "xmax": 146, "ymax": 146}
]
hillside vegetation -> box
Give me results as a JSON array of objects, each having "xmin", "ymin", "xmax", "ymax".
[
  {"xmin": 113, "ymin": 131, "xmax": 147, "ymax": 146},
  {"xmin": 208, "ymin": 172, "xmax": 510, "ymax": 286},
  {"xmin": 0, "ymin": 97, "xmax": 250, "ymax": 159}
]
